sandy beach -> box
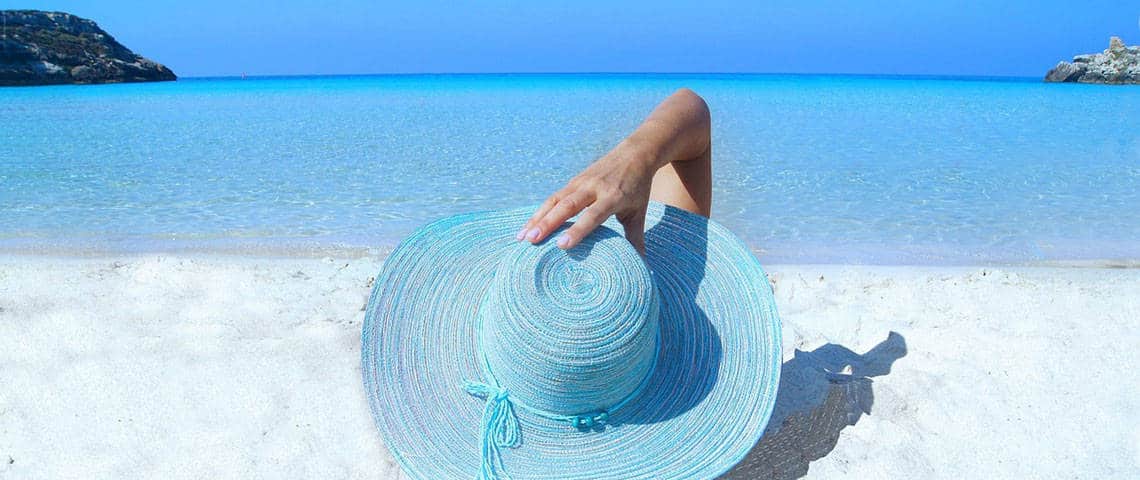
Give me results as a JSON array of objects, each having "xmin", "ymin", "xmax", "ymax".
[{"xmin": 1, "ymin": 255, "xmax": 1136, "ymax": 478}]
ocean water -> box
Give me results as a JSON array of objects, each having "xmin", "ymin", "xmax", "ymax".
[{"xmin": 1, "ymin": 74, "xmax": 1138, "ymax": 264}]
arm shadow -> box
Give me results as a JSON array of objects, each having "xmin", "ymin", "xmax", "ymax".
[{"xmin": 720, "ymin": 331, "xmax": 909, "ymax": 479}]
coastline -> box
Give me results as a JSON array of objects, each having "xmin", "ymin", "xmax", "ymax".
[
  {"xmin": 1, "ymin": 244, "xmax": 1137, "ymax": 268},
  {"xmin": 2, "ymin": 254, "xmax": 1136, "ymax": 478}
]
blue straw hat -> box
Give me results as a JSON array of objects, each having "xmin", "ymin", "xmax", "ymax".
[{"xmin": 362, "ymin": 201, "xmax": 781, "ymax": 479}]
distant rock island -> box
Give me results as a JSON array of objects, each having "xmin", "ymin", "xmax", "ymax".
[
  {"xmin": 1045, "ymin": 37, "xmax": 1139, "ymax": 85},
  {"xmin": 0, "ymin": 10, "xmax": 175, "ymax": 86}
]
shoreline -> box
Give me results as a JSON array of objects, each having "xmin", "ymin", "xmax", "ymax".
[
  {"xmin": 0, "ymin": 249, "xmax": 1137, "ymax": 269},
  {"xmin": 2, "ymin": 256, "xmax": 1137, "ymax": 477}
]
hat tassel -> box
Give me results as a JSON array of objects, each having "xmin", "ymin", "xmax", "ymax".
[{"xmin": 464, "ymin": 381, "xmax": 522, "ymax": 480}]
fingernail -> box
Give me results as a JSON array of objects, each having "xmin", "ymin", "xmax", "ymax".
[
  {"xmin": 515, "ymin": 226, "xmax": 528, "ymax": 241},
  {"xmin": 556, "ymin": 233, "xmax": 570, "ymax": 248},
  {"xmin": 525, "ymin": 227, "xmax": 540, "ymax": 242}
]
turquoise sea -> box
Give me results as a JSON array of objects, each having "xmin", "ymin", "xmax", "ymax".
[{"xmin": 1, "ymin": 74, "xmax": 1138, "ymax": 264}]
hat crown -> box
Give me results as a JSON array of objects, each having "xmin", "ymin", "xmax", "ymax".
[{"xmin": 480, "ymin": 226, "xmax": 660, "ymax": 416}]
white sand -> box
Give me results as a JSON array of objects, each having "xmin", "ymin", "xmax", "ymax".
[{"xmin": 1, "ymin": 255, "xmax": 1137, "ymax": 478}]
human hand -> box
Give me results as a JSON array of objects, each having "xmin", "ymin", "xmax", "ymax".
[
  {"xmin": 514, "ymin": 88, "xmax": 713, "ymax": 255},
  {"xmin": 515, "ymin": 140, "xmax": 657, "ymax": 255}
]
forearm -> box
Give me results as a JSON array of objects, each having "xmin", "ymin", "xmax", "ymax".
[
  {"xmin": 621, "ymin": 88, "xmax": 712, "ymax": 174},
  {"xmin": 519, "ymin": 88, "xmax": 712, "ymax": 252}
]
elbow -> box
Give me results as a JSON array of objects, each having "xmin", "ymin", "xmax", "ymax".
[{"xmin": 673, "ymin": 88, "xmax": 710, "ymax": 129}]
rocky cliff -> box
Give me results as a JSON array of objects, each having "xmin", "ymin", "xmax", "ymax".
[
  {"xmin": 0, "ymin": 10, "xmax": 175, "ymax": 86},
  {"xmin": 1045, "ymin": 37, "xmax": 1140, "ymax": 85}
]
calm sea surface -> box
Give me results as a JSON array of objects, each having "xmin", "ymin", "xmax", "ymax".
[{"xmin": 1, "ymin": 74, "xmax": 1138, "ymax": 264}]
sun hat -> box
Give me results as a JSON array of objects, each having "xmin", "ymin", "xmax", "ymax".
[{"xmin": 361, "ymin": 200, "xmax": 782, "ymax": 480}]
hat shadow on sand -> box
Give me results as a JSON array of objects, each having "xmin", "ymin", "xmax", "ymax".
[
  {"xmin": 557, "ymin": 205, "xmax": 907, "ymax": 477},
  {"xmin": 720, "ymin": 331, "xmax": 909, "ymax": 479}
]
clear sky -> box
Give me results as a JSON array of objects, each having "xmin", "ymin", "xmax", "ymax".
[{"xmin": 7, "ymin": 1, "xmax": 1139, "ymax": 77}]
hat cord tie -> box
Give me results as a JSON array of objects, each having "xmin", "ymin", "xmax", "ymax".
[
  {"xmin": 459, "ymin": 277, "xmax": 659, "ymax": 479},
  {"xmin": 460, "ymin": 332, "xmax": 659, "ymax": 480},
  {"xmin": 463, "ymin": 381, "xmax": 521, "ymax": 480},
  {"xmin": 462, "ymin": 380, "xmax": 614, "ymax": 480}
]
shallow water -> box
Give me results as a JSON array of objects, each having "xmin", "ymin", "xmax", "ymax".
[{"xmin": 1, "ymin": 74, "xmax": 1138, "ymax": 264}]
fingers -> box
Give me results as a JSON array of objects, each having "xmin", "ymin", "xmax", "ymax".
[
  {"xmin": 620, "ymin": 212, "xmax": 647, "ymax": 256},
  {"xmin": 556, "ymin": 199, "xmax": 616, "ymax": 249},
  {"xmin": 521, "ymin": 190, "xmax": 595, "ymax": 244},
  {"xmin": 517, "ymin": 191, "xmax": 566, "ymax": 240}
]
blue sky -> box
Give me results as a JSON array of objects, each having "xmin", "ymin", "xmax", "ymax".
[{"xmin": 8, "ymin": 1, "xmax": 1139, "ymax": 77}]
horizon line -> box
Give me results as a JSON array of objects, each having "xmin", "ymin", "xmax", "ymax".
[{"xmin": 179, "ymin": 71, "xmax": 1043, "ymax": 82}]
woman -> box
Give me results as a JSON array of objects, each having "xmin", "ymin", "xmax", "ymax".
[
  {"xmin": 515, "ymin": 88, "xmax": 713, "ymax": 254},
  {"xmin": 363, "ymin": 88, "xmax": 785, "ymax": 480}
]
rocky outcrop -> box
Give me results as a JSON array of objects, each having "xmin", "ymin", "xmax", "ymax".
[
  {"xmin": 1045, "ymin": 37, "xmax": 1140, "ymax": 85},
  {"xmin": 0, "ymin": 10, "xmax": 175, "ymax": 86}
]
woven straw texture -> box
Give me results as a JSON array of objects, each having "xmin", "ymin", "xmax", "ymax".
[{"xmin": 362, "ymin": 201, "xmax": 781, "ymax": 480}]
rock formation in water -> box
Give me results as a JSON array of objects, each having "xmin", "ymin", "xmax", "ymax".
[
  {"xmin": 1045, "ymin": 36, "xmax": 1140, "ymax": 85},
  {"xmin": 0, "ymin": 10, "xmax": 176, "ymax": 86}
]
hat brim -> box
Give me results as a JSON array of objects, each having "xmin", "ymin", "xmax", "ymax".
[{"xmin": 362, "ymin": 201, "xmax": 781, "ymax": 479}]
